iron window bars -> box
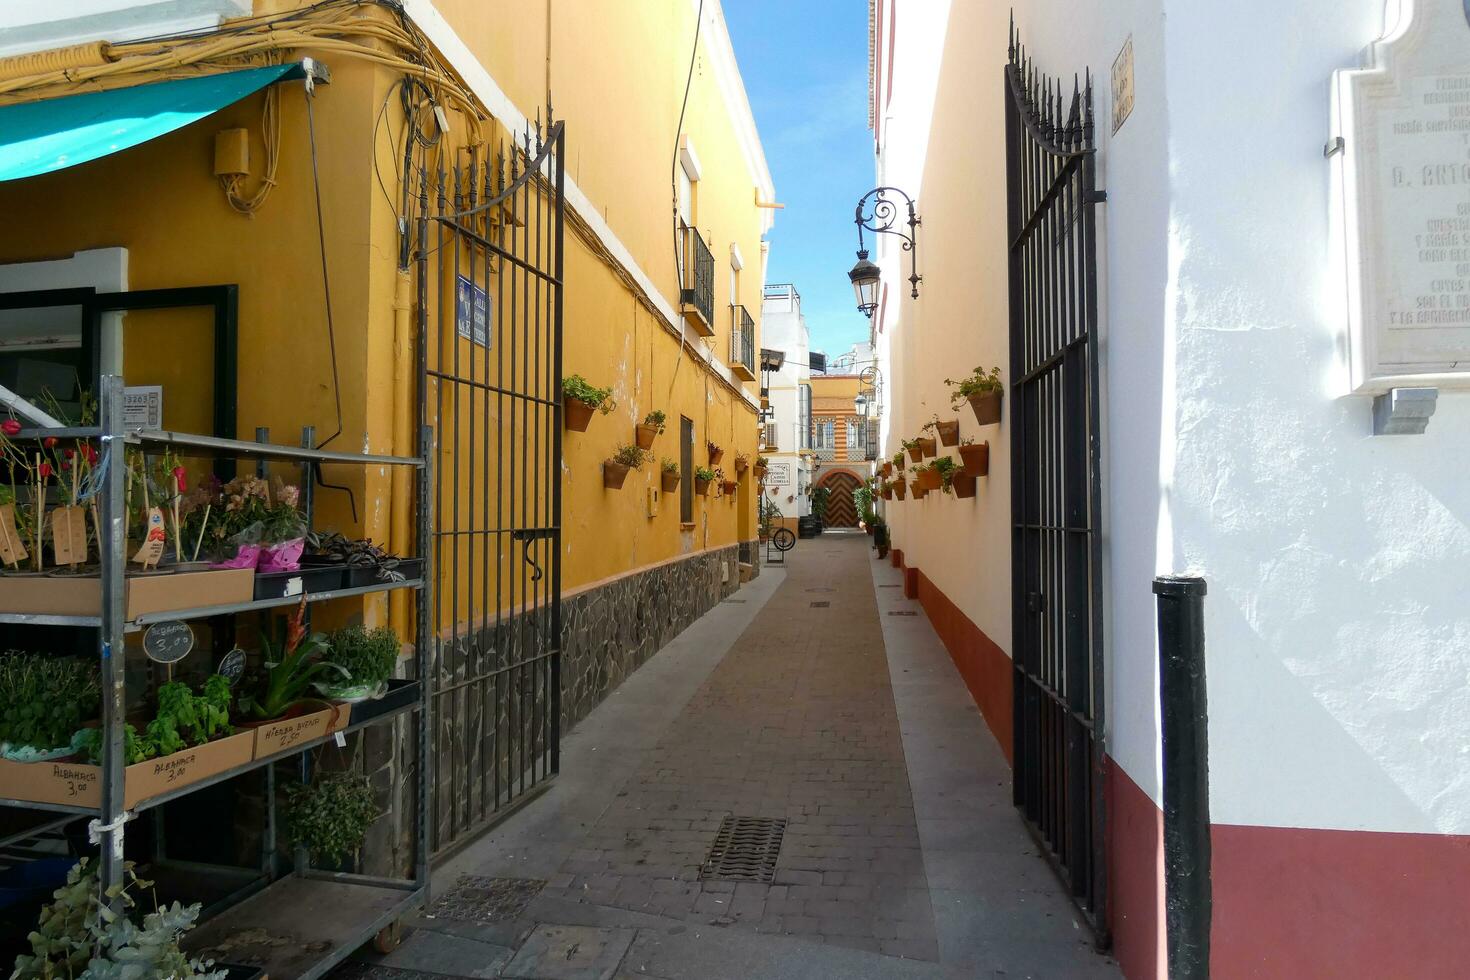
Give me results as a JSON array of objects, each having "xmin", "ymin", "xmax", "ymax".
[{"xmin": 680, "ymin": 226, "xmax": 715, "ymax": 328}]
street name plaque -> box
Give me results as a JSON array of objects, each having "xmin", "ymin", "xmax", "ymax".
[{"xmin": 1333, "ymin": 0, "xmax": 1470, "ymax": 390}]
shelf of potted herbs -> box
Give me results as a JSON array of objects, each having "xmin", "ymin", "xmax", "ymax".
[{"xmin": 0, "ymin": 375, "xmax": 432, "ymax": 980}]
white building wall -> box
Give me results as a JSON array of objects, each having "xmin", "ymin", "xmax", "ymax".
[{"xmin": 760, "ymin": 286, "xmax": 812, "ymax": 521}]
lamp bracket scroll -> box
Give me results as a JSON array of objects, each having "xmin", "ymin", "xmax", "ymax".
[{"xmin": 854, "ymin": 186, "xmax": 922, "ymax": 301}]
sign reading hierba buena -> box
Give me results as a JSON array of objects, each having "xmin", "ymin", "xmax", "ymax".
[{"xmin": 1333, "ymin": 0, "xmax": 1470, "ymax": 390}]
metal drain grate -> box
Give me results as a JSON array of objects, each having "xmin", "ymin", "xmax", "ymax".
[
  {"xmin": 809, "ymin": 601, "xmax": 830, "ymax": 608},
  {"xmin": 887, "ymin": 610, "xmax": 918, "ymax": 616},
  {"xmin": 805, "ymin": 587, "xmax": 834, "ymax": 593},
  {"xmin": 879, "ymin": 584, "xmax": 901, "ymax": 588},
  {"xmin": 723, "ymin": 598, "xmax": 747, "ymax": 603},
  {"xmin": 701, "ymin": 816, "xmax": 787, "ymax": 883},
  {"xmin": 423, "ymin": 875, "xmax": 545, "ymax": 922}
]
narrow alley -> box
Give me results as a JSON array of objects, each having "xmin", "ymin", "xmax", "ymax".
[{"xmin": 333, "ymin": 535, "xmax": 1118, "ymax": 979}]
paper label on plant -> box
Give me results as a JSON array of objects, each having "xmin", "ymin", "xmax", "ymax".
[
  {"xmin": 50, "ymin": 505, "xmax": 88, "ymax": 566},
  {"xmin": 131, "ymin": 507, "xmax": 166, "ymax": 567},
  {"xmin": 0, "ymin": 503, "xmax": 27, "ymax": 565}
]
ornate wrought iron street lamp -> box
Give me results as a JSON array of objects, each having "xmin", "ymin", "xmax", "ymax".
[{"xmin": 849, "ymin": 186, "xmax": 921, "ymax": 317}]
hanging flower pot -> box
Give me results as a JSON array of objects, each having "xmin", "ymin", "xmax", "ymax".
[
  {"xmin": 958, "ymin": 441, "xmax": 990, "ymax": 477},
  {"xmin": 695, "ymin": 473, "xmax": 714, "ymax": 496},
  {"xmin": 603, "ymin": 460, "xmax": 632, "ymax": 489},
  {"xmin": 916, "ymin": 467, "xmax": 942, "ymax": 491},
  {"xmin": 893, "ymin": 480, "xmax": 907, "ymax": 500},
  {"xmin": 721, "ymin": 480, "xmax": 739, "ymax": 496},
  {"xmin": 968, "ymin": 390, "xmax": 1003, "ymax": 426},
  {"xmin": 913, "ymin": 483, "xmax": 929, "ymax": 499},
  {"xmin": 635, "ymin": 424, "xmax": 659, "ymax": 450},
  {"xmin": 754, "ymin": 463, "xmax": 767, "ymax": 480},
  {"xmin": 565, "ymin": 397, "xmax": 596, "ymax": 432},
  {"xmin": 953, "ymin": 472, "xmax": 977, "ymax": 499},
  {"xmin": 936, "ymin": 419, "xmax": 960, "ymax": 446},
  {"xmin": 661, "ymin": 469, "xmax": 681, "ymax": 493},
  {"xmin": 917, "ymin": 437, "xmax": 937, "ymax": 458},
  {"xmin": 734, "ymin": 454, "xmax": 749, "ymax": 474},
  {"xmin": 905, "ymin": 442, "xmax": 923, "ymax": 463},
  {"xmin": 881, "ymin": 462, "xmax": 893, "ymax": 477},
  {"xmin": 882, "ymin": 484, "xmax": 893, "ymax": 501},
  {"xmin": 707, "ymin": 442, "xmax": 724, "ymax": 465}
]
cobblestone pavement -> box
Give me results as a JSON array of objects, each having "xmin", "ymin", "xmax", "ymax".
[{"xmin": 537, "ymin": 533, "xmax": 936, "ymax": 958}]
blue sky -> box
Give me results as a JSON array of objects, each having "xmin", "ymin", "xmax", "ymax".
[{"xmin": 724, "ymin": 0, "xmax": 873, "ymax": 360}]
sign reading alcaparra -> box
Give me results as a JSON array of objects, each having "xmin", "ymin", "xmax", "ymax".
[{"xmin": 1332, "ymin": 0, "xmax": 1470, "ymax": 390}]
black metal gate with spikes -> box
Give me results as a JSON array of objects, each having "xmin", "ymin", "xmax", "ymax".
[
  {"xmin": 1004, "ymin": 29, "xmax": 1108, "ymax": 937},
  {"xmin": 416, "ymin": 117, "xmax": 566, "ymax": 858}
]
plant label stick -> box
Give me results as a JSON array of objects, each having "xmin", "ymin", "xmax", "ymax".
[
  {"xmin": 0, "ymin": 502, "xmax": 25, "ymax": 566},
  {"xmin": 131, "ymin": 506, "xmax": 167, "ymax": 569},
  {"xmin": 51, "ymin": 505, "xmax": 88, "ymax": 566}
]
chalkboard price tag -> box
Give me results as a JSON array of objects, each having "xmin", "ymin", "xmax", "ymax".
[
  {"xmin": 218, "ymin": 647, "xmax": 247, "ymax": 686},
  {"xmin": 142, "ymin": 621, "xmax": 194, "ymax": 664}
]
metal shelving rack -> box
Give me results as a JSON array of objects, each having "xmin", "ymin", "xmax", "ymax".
[{"xmin": 0, "ymin": 375, "xmax": 433, "ymax": 979}]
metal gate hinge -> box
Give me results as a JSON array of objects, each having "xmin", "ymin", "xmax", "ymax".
[{"xmin": 1085, "ymin": 189, "xmax": 1108, "ymax": 205}]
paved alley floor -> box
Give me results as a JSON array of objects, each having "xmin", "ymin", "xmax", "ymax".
[{"xmin": 334, "ymin": 533, "xmax": 1119, "ymax": 979}]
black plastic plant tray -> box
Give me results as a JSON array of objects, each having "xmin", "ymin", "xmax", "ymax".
[
  {"xmin": 253, "ymin": 565, "xmax": 344, "ymax": 600},
  {"xmin": 344, "ymin": 557, "xmax": 424, "ymax": 589},
  {"xmin": 347, "ymin": 679, "xmax": 420, "ymax": 726}
]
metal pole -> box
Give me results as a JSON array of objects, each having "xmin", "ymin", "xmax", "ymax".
[
  {"xmin": 416, "ymin": 424, "xmax": 434, "ymax": 894},
  {"xmin": 1153, "ymin": 574, "xmax": 1211, "ymax": 979},
  {"xmin": 97, "ymin": 375, "xmax": 127, "ymax": 899}
]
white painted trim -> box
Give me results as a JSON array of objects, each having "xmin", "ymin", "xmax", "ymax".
[
  {"xmin": 692, "ymin": 0, "xmax": 777, "ymax": 233},
  {"xmin": 403, "ymin": 0, "xmax": 759, "ymax": 411},
  {"xmin": 730, "ymin": 242, "xmax": 744, "ymax": 271},
  {"xmin": 679, "ymin": 135, "xmax": 703, "ymax": 182}
]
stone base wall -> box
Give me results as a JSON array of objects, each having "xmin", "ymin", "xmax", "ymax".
[{"xmin": 560, "ymin": 543, "xmax": 742, "ymax": 729}]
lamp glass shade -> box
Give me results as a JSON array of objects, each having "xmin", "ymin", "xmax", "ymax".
[{"xmin": 848, "ymin": 254, "xmax": 881, "ymax": 316}]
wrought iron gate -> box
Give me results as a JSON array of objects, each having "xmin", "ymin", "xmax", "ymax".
[
  {"xmin": 1004, "ymin": 34, "xmax": 1108, "ymax": 932},
  {"xmin": 417, "ymin": 120, "xmax": 565, "ymax": 857}
]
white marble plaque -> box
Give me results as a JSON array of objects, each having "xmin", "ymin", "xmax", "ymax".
[{"xmin": 1333, "ymin": 0, "xmax": 1470, "ymax": 390}]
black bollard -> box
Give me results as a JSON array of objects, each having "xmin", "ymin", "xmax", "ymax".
[{"xmin": 1153, "ymin": 575, "xmax": 1211, "ymax": 979}]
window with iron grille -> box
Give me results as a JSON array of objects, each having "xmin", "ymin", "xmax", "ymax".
[
  {"xmin": 799, "ymin": 384, "xmax": 812, "ymax": 449},
  {"xmin": 680, "ymin": 229, "xmax": 715, "ymax": 326},
  {"xmin": 680, "ymin": 416, "xmax": 694, "ymax": 522},
  {"xmin": 730, "ymin": 305, "xmax": 755, "ymax": 375}
]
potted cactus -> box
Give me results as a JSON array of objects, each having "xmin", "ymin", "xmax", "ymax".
[
  {"xmin": 636, "ymin": 410, "xmax": 666, "ymax": 450},
  {"xmin": 603, "ymin": 445, "xmax": 649, "ymax": 489},
  {"xmin": 958, "ymin": 438, "xmax": 990, "ymax": 477},
  {"xmin": 563, "ymin": 375, "xmax": 615, "ymax": 432},
  {"xmin": 660, "ymin": 457, "xmax": 681, "ymax": 493},
  {"xmin": 945, "ymin": 365, "xmax": 1004, "ymax": 426}
]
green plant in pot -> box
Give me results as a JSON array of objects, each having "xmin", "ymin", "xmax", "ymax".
[
  {"xmin": 285, "ymin": 771, "xmax": 380, "ymax": 868},
  {"xmin": 808, "ymin": 485, "xmax": 832, "ymax": 525},
  {"xmin": 932, "ymin": 456, "xmax": 960, "ymax": 494},
  {"xmin": 636, "ymin": 409, "xmax": 666, "ymax": 449},
  {"xmin": 603, "ymin": 445, "xmax": 649, "ymax": 490},
  {"xmin": 0, "ymin": 651, "xmax": 99, "ymax": 761},
  {"xmin": 562, "ymin": 375, "xmax": 616, "ymax": 433},
  {"xmin": 318, "ymin": 625, "xmax": 400, "ymax": 702},
  {"xmin": 11, "ymin": 858, "xmax": 227, "ymax": 980},
  {"xmin": 693, "ymin": 465, "xmax": 718, "ymax": 495},
  {"xmin": 945, "ymin": 365, "xmax": 1004, "ymax": 425},
  {"xmin": 660, "ymin": 457, "xmax": 681, "ymax": 493},
  {"xmin": 77, "ymin": 675, "xmax": 234, "ymax": 765},
  {"xmin": 238, "ymin": 600, "xmax": 344, "ymax": 722}
]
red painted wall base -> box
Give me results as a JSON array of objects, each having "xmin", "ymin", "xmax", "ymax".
[
  {"xmin": 890, "ymin": 547, "xmax": 902, "ymax": 568},
  {"xmin": 911, "ymin": 567, "xmax": 1012, "ymax": 759}
]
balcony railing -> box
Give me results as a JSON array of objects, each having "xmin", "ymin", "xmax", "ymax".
[
  {"xmin": 730, "ymin": 304, "xmax": 756, "ymax": 380},
  {"xmin": 679, "ymin": 226, "xmax": 715, "ymax": 332}
]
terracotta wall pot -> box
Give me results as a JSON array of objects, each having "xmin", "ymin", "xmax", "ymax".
[
  {"xmin": 917, "ymin": 437, "xmax": 937, "ymax": 458},
  {"xmin": 906, "ymin": 445, "xmax": 922, "ymax": 462},
  {"xmin": 721, "ymin": 480, "xmax": 739, "ymax": 495},
  {"xmin": 953, "ymin": 472, "xmax": 977, "ymax": 498},
  {"xmin": 893, "ymin": 481, "xmax": 907, "ymax": 499},
  {"xmin": 754, "ymin": 465, "xmax": 767, "ymax": 479},
  {"xmin": 734, "ymin": 458, "xmax": 749, "ymax": 473},
  {"xmin": 635, "ymin": 424, "xmax": 659, "ymax": 450},
  {"xmin": 913, "ymin": 484, "xmax": 929, "ymax": 499},
  {"xmin": 565, "ymin": 397, "xmax": 596, "ymax": 432},
  {"xmin": 602, "ymin": 460, "xmax": 631, "ymax": 489},
  {"xmin": 882, "ymin": 486, "xmax": 893, "ymax": 500},
  {"xmin": 708, "ymin": 446, "xmax": 724, "ymax": 464},
  {"xmin": 958, "ymin": 441, "xmax": 990, "ymax": 477},
  {"xmin": 881, "ymin": 462, "xmax": 893, "ymax": 476},
  {"xmin": 936, "ymin": 419, "xmax": 960, "ymax": 446},
  {"xmin": 695, "ymin": 476, "xmax": 713, "ymax": 496},
  {"xmin": 916, "ymin": 468, "xmax": 941, "ymax": 491},
  {"xmin": 661, "ymin": 471, "xmax": 681, "ymax": 493},
  {"xmin": 968, "ymin": 390, "xmax": 1003, "ymax": 426}
]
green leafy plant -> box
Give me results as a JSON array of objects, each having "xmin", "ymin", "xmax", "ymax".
[
  {"xmin": 284, "ymin": 772, "xmax": 380, "ymax": 866},
  {"xmin": 932, "ymin": 456, "xmax": 960, "ymax": 492},
  {"xmin": 78, "ymin": 724, "xmax": 150, "ymax": 766},
  {"xmin": 661, "ymin": 457, "xmax": 680, "ymax": 474},
  {"xmin": 238, "ymin": 600, "xmax": 343, "ymax": 720},
  {"xmin": 0, "ymin": 651, "xmax": 99, "ymax": 753},
  {"xmin": 901, "ymin": 438, "xmax": 920, "ymax": 451},
  {"xmin": 693, "ymin": 465, "xmax": 718, "ymax": 481},
  {"xmin": 78, "ymin": 676, "xmax": 233, "ymax": 765},
  {"xmin": 892, "ymin": 451, "xmax": 906, "ymax": 471},
  {"xmin": 11, "ymin": 858, "xmax": 226, "ymax": 980},
  {"xmin": 945, "ymin": 365, "xmax": 1004, "ymax": 408},
  {"xmin": 322, "ymin": 625, "xmax": 400, "ymax": 695},
  {"xmin": 610, "ymin": 445, "xmax": 650, "ymax": 469},
  {"xmin": 921, "ymin": 414, "xmax": 941, "ymax": 433},
  {"xmin": 563, "ymin": 375, "xmax": 615, "ymax": 413},
  {"xmin": 808, "ymin": 485, "xmax": 832, "ymax": 522},
  {"xmin": 756, "ymin": 455, "xmax": 769, "ymax": 466},
  {"xmin": 642, "ymin": 410, "xmax": 667, "ymax": 433}
]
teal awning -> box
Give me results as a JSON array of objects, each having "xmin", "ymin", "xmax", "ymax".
[{"xmin": 0, "ymin": 62, "xmax": 307, "ymax": 182}]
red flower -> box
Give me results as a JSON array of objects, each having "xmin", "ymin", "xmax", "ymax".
[
  {"xmin": 63, "ymin": 448, "xmax": 74, "ymax": 459},
  {"xmin": 82, "ymin": 444, "xmax": 98, "ymax": 464},
  {"xmin": 173, "ymin": 466, "xmax": 187, "ymax": 493},
  {"xmin": 0, "ymin": 419, "xmax": 19, "ymax": 436},
  {"xmin": 42, "ymin": 437, "xmax": 56, "ymax": 449},
  {"xmin": 60, "ymin": 461, "xmax": 70, "ymax": 471},
  {"xmin": 37, "ymin": 462, "xmax": 52, "ymax": 478}
]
